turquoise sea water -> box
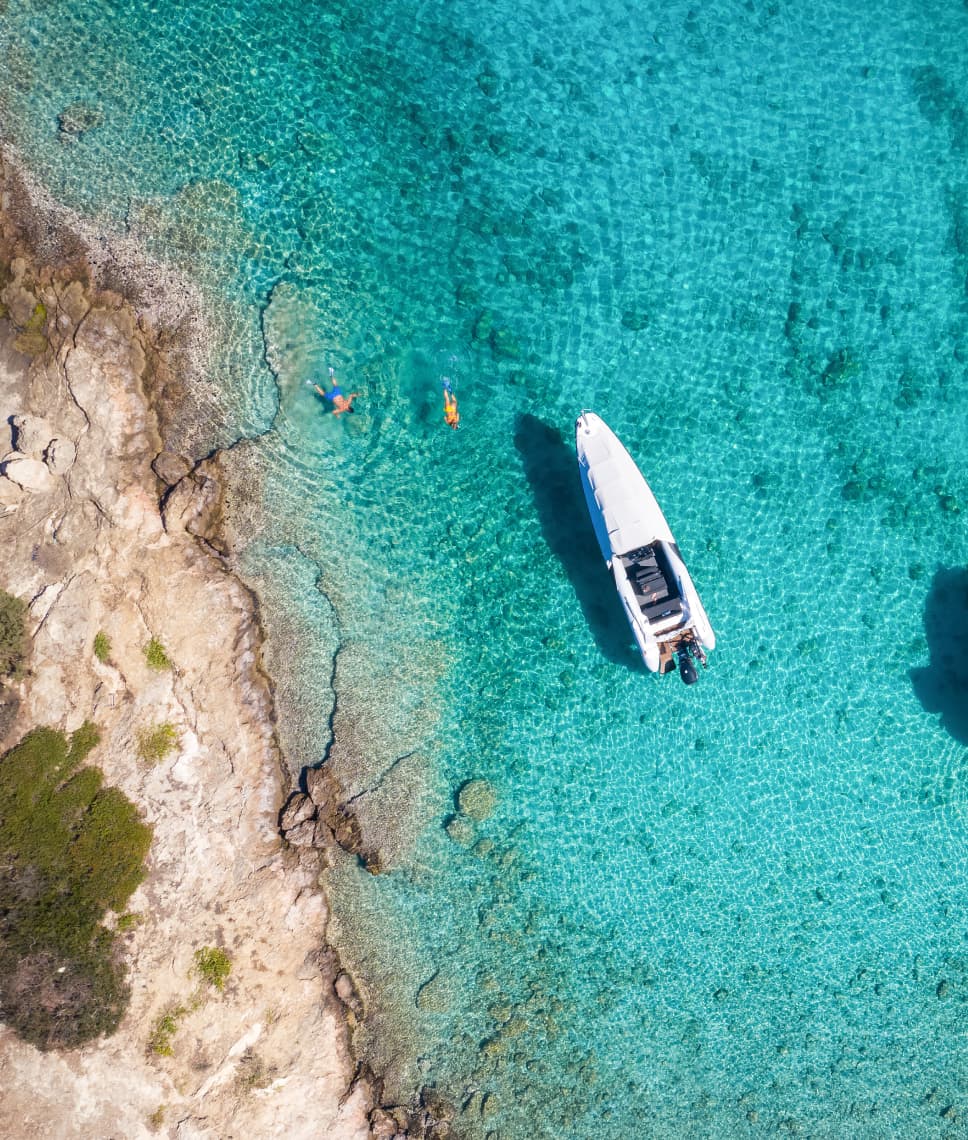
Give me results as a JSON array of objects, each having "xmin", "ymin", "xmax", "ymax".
[{"xmin": 3, "ymin": 0, "xmax": 968, "ymax": 1135}]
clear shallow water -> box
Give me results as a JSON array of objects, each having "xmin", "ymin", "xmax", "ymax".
[{"xmin": 3, "ymin": 0, "xmax": 968, "ymax": 1135}]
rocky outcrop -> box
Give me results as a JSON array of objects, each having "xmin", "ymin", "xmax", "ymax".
[
  {"xmin": 0, "ymin": 452, "xmax": 55, "ymax": 494},
  {"xmin": 0, "ymin": 157, "xmax": 371, "ymax": 1140},
  {"xmin": 367, "ymin": 1085, "xmax": 459, "ymax": 1140},
  {"xmin": 0, "ymin": 413, "xmax": 71, "ymax": 501},
  {"xmin": 280, "ymin": 746, "xmax": 437, "ymax": 879},
  {"xmin": 160, "ymin": 454, "xmax": 230, "ymax": 557}
]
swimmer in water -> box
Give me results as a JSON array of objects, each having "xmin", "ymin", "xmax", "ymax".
[{"xmin": 314, "ymin": 367, "xmax": 360, "ymax": 416}]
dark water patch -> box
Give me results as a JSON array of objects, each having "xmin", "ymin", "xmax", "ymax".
[
  {"xmin": 514, "ymin": 414, "xmax": 636, "ymax": 668},
  {"xmin": 911, "ymin": 567, "xmax": 968, "ymax": 745},
  {"xmin": 912, "ymin": 65, "xmax": 968, "ymax": 151}
]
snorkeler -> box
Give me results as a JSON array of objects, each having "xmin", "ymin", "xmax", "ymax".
[
  {"xmin": 442, "ymin": 377, "xmax": 460, "ymax": 430},
  {"xmin": 314, "ymin": 367, "xmax": 360, "ymax": 417}
]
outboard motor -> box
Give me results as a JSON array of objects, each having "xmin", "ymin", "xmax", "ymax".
[{"xmin": 676, "ymin": 643, "xmax": 699, "ymax": 685}]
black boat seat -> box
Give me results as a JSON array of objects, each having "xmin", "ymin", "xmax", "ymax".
[
  {"xmin": 642, "ymin": 596, "xmax": 682, "ymax": 622},
  {"xmin": 635, "ymin": 573, "xmax": 667, "ymax": 600},
  {"xmin": 634, "ymin": 565, "xmax": 664, "ymax": 584}
]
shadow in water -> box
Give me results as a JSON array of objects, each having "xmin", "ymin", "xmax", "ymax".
[
  {"xmin": 514, "ymin": 413, "xmax": 638, "ymax": 669},
  {"xmin": 911, "ymin": 566, "xmax": 968, "ymax": 745}
]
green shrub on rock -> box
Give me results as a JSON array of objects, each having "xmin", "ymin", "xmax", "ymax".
[
  {"xmin": 0, "ymin": 723, "xmax": 152, "ymax": 1050},
  {"xmin": 147, "ymin": 1003, "xmax": 188, "ymax": 1056},
  {"xmin": 13, "ymin": 301, "xmax": 49, "ymax": 357},
  {"xmin": 193, "ymin": 945, "xmax": 232, "ymax": 991},
  {"xmin": 0, "ymin": 590, "xmax": 28, "ymax": 680},
  {"xmin": 136, "ymin": 723, "xmax": 178, "ymax": 765},
  {"xmin": 144, "ymin": 637, "xmax": 171, "ymax": 671},
  {"xmin": 93, "ymin": 631, "xmax": 111, "ymax": 663}
]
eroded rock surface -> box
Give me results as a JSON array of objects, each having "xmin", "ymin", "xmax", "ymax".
[{"xmin": 0, "ymin": 204, "xmax": 369, "ymax": 1139}]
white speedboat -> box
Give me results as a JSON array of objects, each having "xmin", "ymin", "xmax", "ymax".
[{"xmin": 575, "ymin": 411, "xmax": 715, "ymax": 683}]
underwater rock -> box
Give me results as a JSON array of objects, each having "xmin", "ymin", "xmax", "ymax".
[
  {"xmin": 489, "ymin": 326, "xmax": 521, "ymax": 360},
  {"xmin": 334, "ymin": 971, "xmax": 365, "ymax": 1020},
  {"xmin": 445, "ymin": 815, "xmax": 475, "ymax": 845},
  {"xmin": 820, "ymin": 347, "xmax": 857, "ymax": 388},
  {"xmin": 481, "ymin": 1092, "xmax": 499, "ymax": 1118},
  {"xmin": 487, "ymin": 132, "xmax": 511, "ymax": 158},
  {"xmin": 472, "ymin": 309, "xmax": 495, "ymax": 343},
  {"xmin": 455, "ymin": 282, "xmax": 481, "ymax": 307},
  {"xmin": 476, "ymin": 70, "xmax": 499, "ymax": 98},
  {"xmin": 937, "ymin": 490, "xmax": 963, "ymax": 514},
  {"xmin": 458, "ymin": 778, "xmax": 498, "ymax": 821},
  {"xmin": 57, "ymin": 101, "xmax": 104, "ymax": 140},
  {"xmin": 621, "ymin": 308, "xmax": 650, "ymax": 331},
  {"xmin": 416, "ymin": 970, "xmax": 454, "ymax": 1013},
  {"xmin": 420, "ymin": 1086, "xmax": 456, "ymax": 1124}
]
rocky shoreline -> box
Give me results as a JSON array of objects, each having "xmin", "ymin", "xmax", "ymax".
[{"xmin": 0, "ymin": 145, "xmax": 380, "ymax": 1138}]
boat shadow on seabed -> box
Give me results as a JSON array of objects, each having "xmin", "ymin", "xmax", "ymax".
[
  {"xmin": 514, "ymin": 413, "xmax": 643, "ymax": 671},
  {"xmin": 910, "ymin": 565, "xmax": 968, "ymax": 747}
]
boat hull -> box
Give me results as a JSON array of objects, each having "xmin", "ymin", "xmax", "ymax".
[{"xmin": 575, "ymin": 411, "xmax": 715, "ymax": 677}]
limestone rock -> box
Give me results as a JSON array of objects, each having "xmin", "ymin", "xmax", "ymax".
[
  {"xmin": 1, "ymin": 454, "xmax": 56, "ymax": 494},
  {"xmin": 457, "ymin": 778, "xmax": 497, "ymax": 821},
  {"xmin": 312, "ymin": 815, "xmax": 335, "ymax": 848},
  {"xmin": 152, "ymin": 449, "xmax": 193, "ymax": 487},
  {"xmin": 283, "ymin": 818, "xmax": 318, "ymax": 848},
  {"xmin": 280, "ymin": 792, "xmax": 316, "ymax": 831},
  {"xmin": 44, "ymin": 437, "xmax": 77, "ymax": 476},
  {"xmin": 334, "ymin": 971, "xmax": 364, "ymax": 1019},
  {"xmin": 161, "ymin": 466, "xmax": 228, "ymax": 555},
  {"xmin": 306, "ymin": 763, "xmax": 338, "ymax": 808},
  {"xmin": 0, "ymin": 476, "xmax": 26, "ymax": 512},
  {"xmin": 11, "ymin": 414, "xmax": 55, "ymax": 459},
  {"xmin": 368, "ymin": 1109, "xmax": 400, "ymax": 1139},
  {"xmin": 0, "ymin": 164, "xmax": 373, "ymax": 1140}
]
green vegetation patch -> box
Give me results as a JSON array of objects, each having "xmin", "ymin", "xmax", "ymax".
[
  {"xmin": 13, "ymin": 301, "xmax": 50, "ymax": 357},
  {"xmin": 193, "ymin": 945, "xmax": 232, "ymax": 991},
  {"xmin": 147, "ymin": 1002, "xmax": 189, "ymax": 1056},
  {"xmin": 137, "ymin": 723, "xmax": 178, "ymax": 765},
  {"xmin": 93, "ymin": 631, "xmax": 111, "ymax": 663},
  {"xmin": 0, "ymin": 724, "xmax": 153, "ymax": 1050},
  {"xmin": 0, "ymin": 590, "xmax": 28, "ymax": 680},
  {"xmin": 144, "ymin": 637, "xmax": 171, "ymax": 671}
]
